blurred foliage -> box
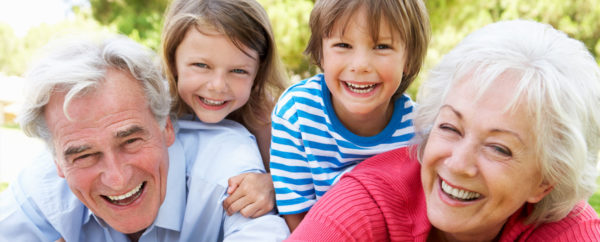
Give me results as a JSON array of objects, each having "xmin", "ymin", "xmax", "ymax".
[
  {"xmin": 0, "ymin": 8, "xmax": 109, "ymax": 76},
  {"xmin": 257, "ymin": 0, "xmax": 317, "ymax": 77},
  {"xmin": 0, "ymin": 182, "xmax": 7, "ymax": 193},
  {"xmin": 1, "ymin": 0, "xmax": 599, "ymax": 96},
  {"xmin": 89, "ymin": 0, "xmax": 168, "ymax": 50},
  {"xmin": 410, "ymin": 0, "xmax": 600, "ymax": 98}
]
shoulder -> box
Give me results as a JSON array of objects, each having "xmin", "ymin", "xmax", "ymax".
[
  {"xmin": 292, "ymin": 146, "xmax": 425, "ymax": 240},
  {"xmin": 0, "ymin": 151, "xmax": 85, "ymax": 239},
  {"xmin": 173, "ymin": 119, "xmax": 265, "ymax": 186},
  {"xmin": 507, "ymin": 201, "xmax": 600, "ymax": 241},
  {"xmin": 274, "ymin": 74, "xmax": 325, "ymax": 115},
  {"xmin": 348, "ymin": 146, "xmax": 421, "ymax": 182}
]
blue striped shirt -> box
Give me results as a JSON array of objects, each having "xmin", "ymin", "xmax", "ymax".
[{"xmin": 270, "ymin": 74, "xmax": 416, "ymax": 215}]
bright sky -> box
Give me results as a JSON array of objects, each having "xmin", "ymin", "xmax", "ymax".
[{"xmin": 0, "ymin": 0, "xmax": 75, "ymax": 37}]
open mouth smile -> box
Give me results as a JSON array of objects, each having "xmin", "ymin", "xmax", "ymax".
[
  {"xmin": 200, "ymin": 97, "xmax": 227, "ymax": 106},
  {"xmin": 440, "ymin": 180, "xmax": 481, "ymax": 202},
  {"xmin": 343, "ymin": 81, "xmax": 378, "ymax": 94},
  {"xmin": 102, "ymin": 182, "xmax": 145, "ymax": 206}
]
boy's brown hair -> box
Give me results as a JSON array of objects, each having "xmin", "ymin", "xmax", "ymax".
[
  {"xmin": 162, "ymin": 0, "xmax": 287, "ymax": 127},
  {"xmin": 305, "ymin": 0, "xmax": 430, "ymax": 95}
]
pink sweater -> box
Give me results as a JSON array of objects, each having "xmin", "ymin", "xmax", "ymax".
[{"xmin": 288, "ymin": 147, "xmax": 600, "ymax": 241}]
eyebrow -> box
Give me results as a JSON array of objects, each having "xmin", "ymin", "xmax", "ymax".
[
  {"xmin": 116, "ymin": 125, "xmax": 146, "ymax": 139},
  {"xmin": 440, "ymin": 104, "xmax": 463, "ymax": 119},
  {"xmin": 64, "ymin": 145, "xmax": 92, "ymax": 158}
]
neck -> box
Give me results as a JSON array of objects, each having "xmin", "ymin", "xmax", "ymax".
[
  {"xmin": 332, "ymin": 99, "xmax": 394, "ymax": 137},
  {"xmin": 127, "ymin": 230, "xmax": 145, "ymax": 242},
  {"xmin": 428, "ymin": 227, "xmax": 502, "ymax": 242}
]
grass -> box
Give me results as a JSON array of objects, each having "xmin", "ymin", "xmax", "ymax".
[
  {"xmin": 0, "ymin": 182, "xmax": 7, "ymax": 193},
  {"xmin": 589, "ymin": 177, "xmax": 600, "ymax": 214},
  {"xmin": 0, "ymin": 123, "xmax": 20, "ymax": 129}
]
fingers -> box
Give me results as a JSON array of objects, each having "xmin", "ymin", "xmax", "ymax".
[
  {"xmin": 225, "ymin": 194, "xmax": 250, "ymax": 216},
  {"xmin": 227, "ymin": 173, "xmax": 248, "ymax": 194},
  {"xmin": 223, "ymin": 172, "xmax": 276, "ymax": 217},
  {"xmin": 240, "ymin": 202, "xmax": 265, "ymax": 218}
]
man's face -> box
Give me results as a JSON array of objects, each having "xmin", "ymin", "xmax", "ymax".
[{"xmin": 44, "ymin": 68, "xmax": 175, "ymax": 234}]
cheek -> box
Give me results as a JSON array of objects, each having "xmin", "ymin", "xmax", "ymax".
[{"xmin": 64, "ymin": 168, "xmax": 98, "ymax": 196}]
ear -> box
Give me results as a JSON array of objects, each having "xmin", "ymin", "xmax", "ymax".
[
  {"xmin": 163, "ymin": 117, "xmax": 176, "ymax": 147},
  {"xmin": 54, "ymin": 159, "xmax": 65, "ymax": 178},
  {"xmin": 526, "ymin": 181, "xmax": 554, "ymax": 203}
]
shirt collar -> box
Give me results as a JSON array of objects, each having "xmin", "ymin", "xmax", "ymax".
[{"xmin": 82, "ymin": 138, "xmax": 188, "ymax": 233}]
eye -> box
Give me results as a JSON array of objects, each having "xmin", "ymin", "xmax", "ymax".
[
  {"xmin": 490, "ymin": 144, "xmax": 512, "ymax": 157},
  {"xmin": 192, "ymin": 63, "xmax": 208, "ymax": 68},
  {"xmin": 125, "ymin": 138, "xmax": 141, "ymax": 144},
  {"xmin": 374, "ymin": 44, "xmax": 392, "ymax": 50},
  {"xmin": 333, "ymin": 43, "xmax": 351, "ymax": 48},
  {"xmin": 71, "ymin": 152, "xmax": 99, "ymax": 167},
  {"xmin": 231, "ymin": 68, "xmax": 248, "ymax": 74},
  {"xmin": 75, "ymin": 153, "xmax": 92, "ymax": 161},
  {"xmin": 439, "ymin": 123, "xmax": 461, "ymax": 135}
]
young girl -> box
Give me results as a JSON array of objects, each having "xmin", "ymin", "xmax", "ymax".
[
  {"xmin": 161, "ymin": 0, "xmax": 287, "ymax": 218},
  {"xmin": 270, "ymin": 0, "xmax": 430, "ymax": 230}
]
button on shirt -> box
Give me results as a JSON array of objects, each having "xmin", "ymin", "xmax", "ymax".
[{"xmin": 0, "ymin": 119, "xmax": 290, "ymax": 241}]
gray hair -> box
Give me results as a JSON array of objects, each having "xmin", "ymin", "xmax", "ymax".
[
  {"xmin": 19, "ymin": 34, "xmax": 171, "ymax": 151},
  {"xmin": 415, "ymin": 20, "xmax": 600, "ymax": 224}
]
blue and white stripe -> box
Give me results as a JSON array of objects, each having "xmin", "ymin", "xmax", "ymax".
[{"xmin": 270, "ymin": 74, "xmax": 416, "ymax": 214}]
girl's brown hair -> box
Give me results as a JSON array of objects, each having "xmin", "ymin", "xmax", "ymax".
[
  {"xmin": 162, "ymin": 0, "xmax": 287, "ymax": 127},
  {"xmin": 305, "ymin": 0, "xmax": 430, "ymax": 95}
]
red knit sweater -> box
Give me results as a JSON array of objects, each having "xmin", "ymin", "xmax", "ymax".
[{"xmin": 288, "ymin": 147, "xmax": 600, "ymax": 241}]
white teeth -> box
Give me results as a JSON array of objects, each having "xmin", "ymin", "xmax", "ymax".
[
  {"xmin": 107, "ymin": 183, "xmax": 143, "ymax": 201},
  {"xmin": 441, "ymin": 180, "xmax": 481, "ymax": 200},
  {"xmin": 345, "ymin": 82, "xmax": 376, "ymax": 94},
  {"xmin": 202, "ymin": 98, "xmax": 226, "ymax": 106}
]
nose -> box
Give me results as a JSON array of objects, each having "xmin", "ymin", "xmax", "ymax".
[
  {"xmin": 350, "ymin": 49, "xmax": 373, "ymax": 73},
  {"xmin": 443, "ymin": 140, "xmax": 478, "ymax": 177},
  {"xmin": 207, "ymin": 71, "xmax": 228, "ymax": 93},
  {"xmin": 100, "ymin": 153, "xmax": 129, "ymax": 191}
]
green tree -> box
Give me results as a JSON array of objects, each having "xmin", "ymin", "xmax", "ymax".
[
  {"xmin": 412, "ymin": 0, "xmax": 600, "ymax": 98},
  {"xmin": 258, "ymin": 0, "xmax": 316, "ymax": 78},
  {"xmin": 89, "ymin": 0, "xmax": 169, "ymax": 50},
  {"xmin": 88, "ymin": 0, "xmax": 316, "ymax": 77},
  {"xmin": 0, "ymin": 23, "xmax": 23, "ymax": 75}
]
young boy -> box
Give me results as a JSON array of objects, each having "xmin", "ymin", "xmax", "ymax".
[{"xmin": 270, "ymin": 0, "xmax": 430, "ymax": 231}]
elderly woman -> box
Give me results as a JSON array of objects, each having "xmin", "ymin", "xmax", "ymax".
[{"xmin": 287, "ymin": 20, "xmax": 600, "ymax": 241}]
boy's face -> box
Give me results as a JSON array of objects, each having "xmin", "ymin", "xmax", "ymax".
[{"xmin": 321, "ymin": 6, "xmax": 407, "ymax": 134}]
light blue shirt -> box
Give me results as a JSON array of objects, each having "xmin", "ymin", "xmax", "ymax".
[{"xmin": 0, "ymin": 119, "xmax": 290, "ymax": 241}]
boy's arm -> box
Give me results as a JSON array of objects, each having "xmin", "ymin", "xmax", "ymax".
[{"xmin": 283, "ymin": 212, "xmax": 307, "ymax": 232}]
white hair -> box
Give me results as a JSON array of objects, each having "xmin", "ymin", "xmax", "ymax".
[
  {"xmin": 415, "ymin": 20, "xmax": 600, "ymax": 224},
  {"xmin": 19, "ymin": 34, "xmax": 171, "ymax": 151}
]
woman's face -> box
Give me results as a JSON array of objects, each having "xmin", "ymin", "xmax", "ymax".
[{"xmin": 421, "ymin": 74, "xmax": 553, "ymax": 241}]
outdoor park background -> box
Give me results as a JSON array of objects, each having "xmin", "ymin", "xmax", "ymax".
[{"xmin": 1, "ymin": 0, "xmax": 600, "ymax": 212}]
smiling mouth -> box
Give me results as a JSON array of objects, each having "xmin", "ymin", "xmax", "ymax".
[
  {"xmin": 441, "ymin": 180, "xmax": 481, "ymax": 202},
  {"xmin": 200, "ymin": 97, "xmax": 227, "ymax": 106},
  {"xmin": 102, "ymin": 182, "xmax": 145, "ymax": 206},
  {"xmin": 343, "ymin": 81, "xmax": 378, "ymax": 94}
]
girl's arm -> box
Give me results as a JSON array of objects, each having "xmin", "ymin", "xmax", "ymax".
[
  {"xmin": 250, "ymin": 121, "xmax": 272, "ymax": 171},
  {"xmin": 221, "ymin": 119, "xmax": 275, "ymax": 218},
  {"xmin": 222, "ymin": 172, "xmax": 275, "ymax": 218}
]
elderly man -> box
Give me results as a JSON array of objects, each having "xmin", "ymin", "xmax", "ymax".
[{"xmin": 0, "ymin": 35, "xmax": 289, "ymax": 241}]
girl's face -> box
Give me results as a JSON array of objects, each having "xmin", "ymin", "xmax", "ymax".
[{"xmin": 175, "ymin": 27, "xmax": 259, "ymax": 123}]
